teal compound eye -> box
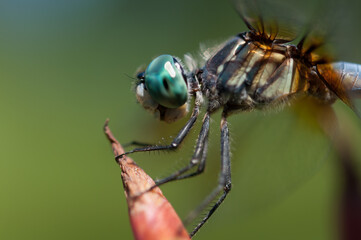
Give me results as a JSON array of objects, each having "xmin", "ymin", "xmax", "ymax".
[{"xmin": 144, "ymin": 55, "xmax": 188, "ymax": 108}]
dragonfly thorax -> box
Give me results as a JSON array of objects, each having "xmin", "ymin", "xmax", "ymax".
[{"xmin": 199, "ymin": 33, "xmax": 336, "ymax": 115}]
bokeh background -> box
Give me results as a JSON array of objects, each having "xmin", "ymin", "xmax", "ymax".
[{"xmin": 1, "ymin": 0, "xmax": 361, "ymax": 239}]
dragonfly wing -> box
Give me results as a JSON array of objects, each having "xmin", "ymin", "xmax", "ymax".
[
  {"xmin": 232, "ymin": 0, "xmax": 318, "ymax": 42},
  {"xmin": 229, "ymin": 100, "xmax": 333, "ymax": 219}
]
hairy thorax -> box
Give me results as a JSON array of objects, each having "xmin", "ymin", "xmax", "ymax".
[{"xmin": 199, "ymin": 33, "xmax": 336, "ymax": 115}]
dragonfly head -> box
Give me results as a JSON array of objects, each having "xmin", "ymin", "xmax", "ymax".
[{"xmin": 135, "ymin": 54, "xmax": 189, "ymax": 123}]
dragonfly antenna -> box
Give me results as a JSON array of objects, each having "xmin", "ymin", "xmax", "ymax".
[{"xmin": 124, "ymin": 73, "xmax": 137, "ymax": 81}]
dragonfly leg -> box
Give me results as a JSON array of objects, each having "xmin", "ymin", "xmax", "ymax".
[
  {"xmin": 174, "ymin": 136, "xmax": 208, "ymax": 181},
  {"xmin": 186, "ymin": 116, "xmax": 231, "ymax": 237},
  {"xmin": 154, "ymin": 113, "xmax": 210, "ymax": 186},
  {"xmin": 115, "ymin": 105, "xmax": 200, "ymax": 162}
]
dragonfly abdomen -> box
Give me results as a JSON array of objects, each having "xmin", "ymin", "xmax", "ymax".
[{"xmin": 317, "ymin": 62, "xmax": 361, "ymax": 107}]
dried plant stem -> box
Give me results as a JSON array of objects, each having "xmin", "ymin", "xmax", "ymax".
[{"xmin": 104, "ymin": 120, "xmax": 190, "ymax": 240}]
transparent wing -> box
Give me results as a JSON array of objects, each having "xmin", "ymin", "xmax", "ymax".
[
  {"xmin": 232, "ymin": 0, "xmax": 319, "ymax": 42},
  {"xmin": 228, "ymin": 99, "xmax": 333, "ymax": 219},
  {"xmin": 233, "ymin": 0, "xmax": 346, "ymax": 52}
]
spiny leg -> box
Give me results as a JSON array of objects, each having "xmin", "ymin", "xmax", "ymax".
[
  {"xmin": 154, "ymin": 113, "xmax": 210, "ymax": 186},
  {"xmin": 186, "ymin": 116, "xmax": 232, "ymax": 237},
  {"xmin": 175, "ymin": 136, "xmax": 208, "ymax": 181},
  {"xmin": 115, "ymin": 105, "xmax": 200, "ymax": 162},
  {"xmin": 129, "ymin": 113, "xmax": 209, "ymax": 198}
]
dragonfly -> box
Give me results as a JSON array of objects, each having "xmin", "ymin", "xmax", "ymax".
[{"xmin": 118, "ymin": 0, "xmax": 361, "ymax": 237}]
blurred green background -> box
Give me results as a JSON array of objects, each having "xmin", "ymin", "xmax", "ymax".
[{"xmin": 1, "ymin": 0, "xmax": 361, "ymax": 239}]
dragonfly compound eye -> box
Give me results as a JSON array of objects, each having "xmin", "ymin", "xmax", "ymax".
[{"xmin": 144, "ymin": 55, "xmax": 188, "ymax": 108}]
